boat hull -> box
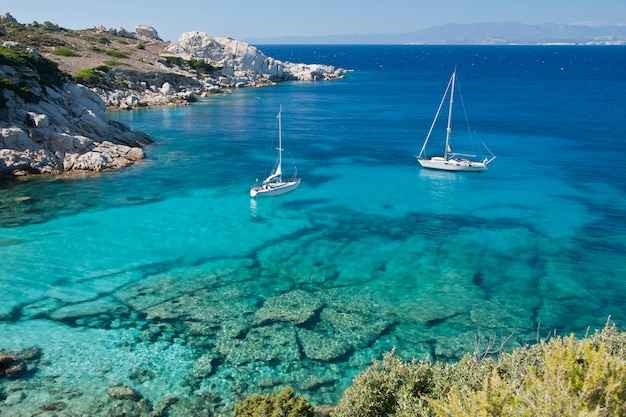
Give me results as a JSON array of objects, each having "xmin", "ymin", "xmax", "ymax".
[
  {"xmin": 250, "ymin": 179, "xmax": 301, "ymax": 197},
  {"xmin": 417, "ymin": 156, "xmax": 488, "ymax": 172}
]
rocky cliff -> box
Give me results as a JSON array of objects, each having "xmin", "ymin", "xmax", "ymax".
[{"xmin": 0, "ymin": 43, "xmax": 151, "ymax": 176}]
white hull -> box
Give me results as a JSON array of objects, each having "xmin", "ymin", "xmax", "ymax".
[
  {"xmin": 417, "ymin": 156, "xmax": 488, "ymax": 172},
  {"xmin": 416, "ymin": 70, "xmax": 495, "ymax": 173},
  {"xmin": 250, "ymin": 179, "xmax": 301, "ymax": 197}
]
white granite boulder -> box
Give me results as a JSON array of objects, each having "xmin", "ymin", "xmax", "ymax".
[{"xmin": 133, "ymin": 24, "xmax": 161, "ymax": 41}]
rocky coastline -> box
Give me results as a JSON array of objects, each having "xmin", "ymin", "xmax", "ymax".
[{"xmin": 0, "ymin": 13, "xmax": 347, "ymax": 176}]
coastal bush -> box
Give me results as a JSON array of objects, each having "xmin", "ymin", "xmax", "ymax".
[
  {"xmin": 0, "ymin": 78, "xmax": 40, "ymax": 103},
  {"xmin": 232, "ymin": 387, "xmax": 314, "ymax": 417},
  {"xmin": 0, "ymin": 45, "xmax": 65, "ymax": 89},
  {"xmin": 73, "ymin": 68, "xmax": 107, "ymax": 88},
  {"xmin": 102, "ymin": 60, "xmax": 131, "ymax": 68},
  {"xmin": 51, "ymin": 47, "xmax": 80, "ymax": 57},
  {"xmin": 105, "ymin": 49, "xmax": 130, "ymax": 59},
  {"xmin": 161, "ymin": 55, "xmax": 217, "ymax": 74},
  {"xmin": 332, "ymin": 321, "xmax": 626, "ymax": 417},
  {"xmin": 94, "ymin": 65, "xmax": 111, "ymax": 72}
]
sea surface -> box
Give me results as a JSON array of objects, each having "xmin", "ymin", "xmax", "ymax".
[{"xmin": 1, "ymin": 45, "xmax": 626, "ymax": 416}]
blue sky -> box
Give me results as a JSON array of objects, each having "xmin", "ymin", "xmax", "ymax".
[{"xmin": 3, "ymin": 0, "xmax": 626, "ymax": 41}]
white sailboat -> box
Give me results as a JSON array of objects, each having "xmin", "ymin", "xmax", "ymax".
[
  {"xmin": 250, "ymin": 106, "xmax": 301, "ymax": 198},
  {"xmin": 416, "ymin": 69, "xmax": 496, "ymax": 172}
]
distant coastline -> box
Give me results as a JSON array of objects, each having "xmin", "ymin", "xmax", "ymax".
[{"xmin": 245, "ymin": 21, "xmax": 626, "ymax": 45}]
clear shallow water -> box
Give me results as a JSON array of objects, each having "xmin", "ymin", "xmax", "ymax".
[{"xmin": 1, "ymin": 45, "xmax": 626, "ymax": 415}]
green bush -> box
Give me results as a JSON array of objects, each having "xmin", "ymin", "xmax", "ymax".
[
  {"xmin": 233, "ymin": 387, "xmax": 314, "ymax": 417},
  {"xmin": 51, "ymin": 47, "xmax": 80, "ymax": 57},
  {"xmin": 93, "ymin": 65, "xmax": 111, "ymax": 72},
  {"xmin": 102, "ymin": 60, "xmax": 130, "ymax": 67},
  {"xmin": 0, "ymin": 45, "xmax": 66, "ymax": 88},
  {"xmin": 161, "ymin": 55, "xmax": 216, "ymax": 74},
  {"xmin": 333, "ymin": 349, "xmax": 434, "ymax": 417},
  {"xmin": 332, "ymin": 322, "xmax": 626, "ymax": 417},
  {"xmin": 73, "ymin": 68, "xmax": 106, "ymax": 88},
  {"xmin": 0, "ymin": 78, "xmax": 41, "ymax": 103},
  {"xmin": 105, "ymin": 49, "xmax": 130, "ymax": 59}
]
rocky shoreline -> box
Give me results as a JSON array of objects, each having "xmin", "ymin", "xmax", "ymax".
[{"xmin": 0, "ymin": 13, "xmax": 347, "ymax": 176}]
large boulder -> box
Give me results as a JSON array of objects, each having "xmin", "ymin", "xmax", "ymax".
[{"xmin": 134, "ymin": 25, "xmax": 161, "ymax": 41}]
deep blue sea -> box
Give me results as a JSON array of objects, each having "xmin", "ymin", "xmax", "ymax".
[{"xmin": 1, "ymin": 45, "xmax": 626, "ymax": 415}]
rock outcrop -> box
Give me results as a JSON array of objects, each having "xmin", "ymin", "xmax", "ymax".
[
  {"xmin": 0, "ymin": 43, "xmax": 151, "ymax": 176},
  {"xmin": 133, "ymin": 24, "xmax": 161, "ymax": 41},
  {"xmin": 94, "ymin": 31, "xmax": 347, "ymax": 109},
  {"xmin": 166, "ymin": 31, "xmax": 346, "ymax": 84},
  {"xmin": 0, "ymin": 353, "xmax": 26, "ymax": 377}
]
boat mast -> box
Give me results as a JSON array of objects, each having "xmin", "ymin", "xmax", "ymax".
[
  {"xmin": 418, "ymin": 74, "xmax": 453, "ymax": 159},
  {"xmin": 444, "ymin": 69, "xmax": 455, "ymax": 160},
  {"xmin": 277, "ymin": 105, "xmax": 283, "ymax": 179}
]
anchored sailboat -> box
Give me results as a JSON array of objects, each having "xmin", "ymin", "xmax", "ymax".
[
  {"xmin": 250, "ymin": 106, "xmax": 301, "ymax": 197},
  {"xmin": 416, "ymin": 69, "xmax": 495, "ymax": 172}
]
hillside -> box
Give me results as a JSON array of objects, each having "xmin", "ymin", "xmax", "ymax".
[
  {"xmin": 0, "ymin": 13, "xmax": 346, "ymax": 110},
  {"xmin": 0, "ymin": 20, "xmax": 168, "ymax": 75}
]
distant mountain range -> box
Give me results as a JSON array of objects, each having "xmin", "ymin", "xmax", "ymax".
[{"xmin": 246, "ymin": 22, "xmax": 626, "ymax": 45}]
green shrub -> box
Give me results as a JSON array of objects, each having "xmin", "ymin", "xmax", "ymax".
[
  {"xmin": 16, "ymin": 83, "xmax": 40, "ymax": 103},
  {"xmin": 233, "ymin": 387, "xmax": 314, "ymax": 417},
  {"xmin": 161, "ymin": 55, "xmax": 216, "ymax": 74},
  {"xmin": 102, "ymin": 60, "xmax": 130, "ymax": 67},
  {"xmin": 105, "ymin": 49, "xmax": 130, "ymax": 59},
  {"xmin": 51, "ymin": 47, "xmax": 80, "ymax": 57},
  {"xmin": 333, "ymin": 349, "xmax": 434, "ymax": 417},
  {"xmin": 73, "ymin": 68, "xmax": 106, "ymax": 88},
  {"xmin": 332, "ymin": 322, "xmax": 626, "ymax": 417},
  {"xmin": 0, "ymin": 78, "xmax": 41, "ymax": 103},
  {"xmin": 0, "ymin": 46, "xmax": 65, "ymax": 89},
  {"xmin": 88, "ymin": 46, "xmax": 104, "ymax": 53},
  {"xmin": 93, "ymin": 65, "xmax": 111, "ymax": 72}
]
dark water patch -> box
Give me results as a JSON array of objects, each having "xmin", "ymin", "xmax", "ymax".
[
  {"xmin": 0, "ymin": 238, "xmax": 27, "ymax": 247},
  {"xmin": 472, "ymin": 271, "xmax": 485, "ymax": 288}
]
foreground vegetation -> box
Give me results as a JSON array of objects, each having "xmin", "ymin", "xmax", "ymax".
[{"xmin": 234, "ymin": 321, "xmax": 626, "ymax": 417}]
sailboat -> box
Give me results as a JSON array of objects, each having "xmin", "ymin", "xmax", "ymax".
[
  {"xmin": 416, "ymin": 69, "xmax": 496, "ymax": 172},
  {"xmin": 250, "ymin": 106, "xmax": 301, "ymax": 197}
]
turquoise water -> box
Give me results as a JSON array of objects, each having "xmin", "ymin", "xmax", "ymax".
[{"xmin": 1, "ymin": 45, "xmax": 626, "ymax": 415}]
